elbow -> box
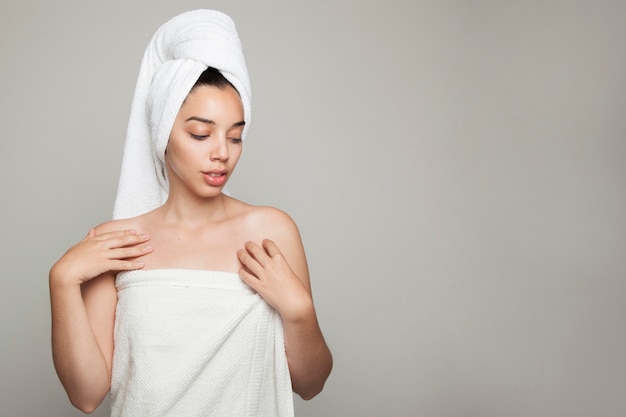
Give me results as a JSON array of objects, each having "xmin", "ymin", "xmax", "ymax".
[
  {"xmin": 68, "ymin": 394, "xmax": 103, "ymax": 414},
  {"xmin": 71, "ymin": 401, "xmax": 97, "ymax": 414},
  {"xmin": 296, "ymin": 383, "xmax": 324, "ymax": 401},
  {"xmin": 79, "ymin": 406, "xmax": 98, "ymax": 415},
  {"xmin": 55, "ymin": 365, "xmax": 110, "ymax": 414},
  {"xmin": 294, "ymin": 360, "xmax": 333, "ymax": 401}
]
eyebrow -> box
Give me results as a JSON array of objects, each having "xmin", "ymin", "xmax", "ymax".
[{"xmin": 185, "ymin": 116, "xmax": 245, "ymax": 128}]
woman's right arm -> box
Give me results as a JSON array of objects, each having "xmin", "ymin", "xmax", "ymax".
[{"xmin": 49, "ymin": 228, "xmax": 152, "ymax": 413}]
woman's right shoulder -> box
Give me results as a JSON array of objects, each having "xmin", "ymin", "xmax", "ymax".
[{"xmin": 93, "ymin": 216, "xmax": 147, "ymax": 235}]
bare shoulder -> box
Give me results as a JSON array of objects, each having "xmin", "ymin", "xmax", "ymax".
[
  {"xmin": 247, "ymin": 205, "xmax": 297, "ymax": 226},
  {"xmin": 241, "ymin": 205, "xmax": 301, "ymax": 241},
  {"xmin": 238, "ymin": 203, "xmax": 311, "ymax": 287},
  {"xmin": 92, "ymin": 215, "xmax": 151, "ymax": 235}
]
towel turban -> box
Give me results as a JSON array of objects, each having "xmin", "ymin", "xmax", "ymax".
[{"xmin": 113, "ymin": 10, "xmax": 251, "ymax": 219}]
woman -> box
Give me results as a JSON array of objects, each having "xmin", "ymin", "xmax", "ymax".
[{"xmin": 50, "ymin": 10, "xmax": 332, "ymax": 416}]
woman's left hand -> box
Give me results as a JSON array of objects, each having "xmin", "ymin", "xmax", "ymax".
[{"xmin": 237, "ymin": 239, "xmax": 313, "ymax": 321}]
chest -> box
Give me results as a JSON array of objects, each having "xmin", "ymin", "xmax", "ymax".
[{"xmin": 139, "ymin": 226, "xmax": 247, "ymax": 272}]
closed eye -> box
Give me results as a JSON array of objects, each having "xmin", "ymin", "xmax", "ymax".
[{"xmin": 191, "ymin": 134, "xmax": 209, "ymax": 140}]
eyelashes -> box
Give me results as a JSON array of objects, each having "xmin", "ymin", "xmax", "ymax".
[
  {"xmin": 190, "ymin": 134, "xmax": 209, "ymax": 140},
  {"xmin": 190, "ymin": 133, "xmax": 242, "ymax": 144}
]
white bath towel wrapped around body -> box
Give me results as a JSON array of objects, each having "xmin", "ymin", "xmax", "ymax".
[{"xmin": 111, "ymin": 269, "xmax": 294, "ymax": 417}]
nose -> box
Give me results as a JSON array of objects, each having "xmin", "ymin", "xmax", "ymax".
[{"xmin": 209, "ymin": 136, "xmax": 229, "ymax": 161}]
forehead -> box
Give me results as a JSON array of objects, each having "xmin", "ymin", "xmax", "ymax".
[{"xmin": 180, "ymin": 85, "xmax": 244, "ymax": 120}]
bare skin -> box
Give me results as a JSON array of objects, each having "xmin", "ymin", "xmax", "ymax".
[{"xmin": 50, "ymin": 84, "xmax": 332, "ymax": 412}]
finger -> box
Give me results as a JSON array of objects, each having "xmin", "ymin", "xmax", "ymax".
[
  {"xmin": 81, "ymin": 228, "xmax": 98, "ymax": 242},
  {"xmin": 109, "ymin": 259, "xmax": 146, "ymax": 272},
  {"xmin": 244, "ymin": 241, "xmax": 270, "ymax": 265},
  {"xmin": 108, "ymin": 244, "xmax": 153, "ymax": 260},
  {"xmin": 237, "ymin": 248, "xmax": 263, "ymax": 277},
  {"xmin": 102, "ymin": 232, "xmax": 151, "ymax": 249},
  {"xmin": 262, "ymin": 239, "xmax": 282, "ymax": 258},
  {"xmin": 93, "ymin": 229, "xmax": 140, "ymax": 241},
  {"xmin": 239, "ymin": 268, "xmax": 261, "ymax": 291}
]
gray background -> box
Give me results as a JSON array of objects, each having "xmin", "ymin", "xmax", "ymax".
[{"xmin": 1, "ymin": 1, "xmax": 625, "ymax": 416}]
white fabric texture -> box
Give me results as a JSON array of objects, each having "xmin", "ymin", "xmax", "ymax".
[
  {"xmin": 111, "ymin": 269, "xmax": 294, "ymax": 417},
  {"xmin": 113, "ymin": 9, "xmax": 251, "ymax": 220}
]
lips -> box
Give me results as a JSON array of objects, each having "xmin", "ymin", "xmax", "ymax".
[{"xmin": 202, "ymin": 170, "xmax": 228, "ymax": 187}]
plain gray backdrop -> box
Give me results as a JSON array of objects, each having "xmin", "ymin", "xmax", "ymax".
[{"xmin": 1, "ymin": 1, "xmax": 625, "ymax": 416}]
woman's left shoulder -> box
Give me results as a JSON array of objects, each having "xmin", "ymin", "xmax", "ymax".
[
  {"xmin": 249, "ymin": 206, "xmax": 296, "ymax": 227},
  {"xmin": 242, "ymin": 205, "xmax": 301, "ymax": 240},
  {"xmin": 248, "ymin": 205, "xmax": 295, "ymax": 224}
]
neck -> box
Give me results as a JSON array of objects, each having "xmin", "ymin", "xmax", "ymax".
[{"xmin": 159, "ymin": 192, "xmax": 230, "ymax": 227}]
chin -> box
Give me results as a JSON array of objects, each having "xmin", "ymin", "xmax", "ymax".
[{"xmin": 200, "ymin": 187, "xmax": 227, "ymax": 198}]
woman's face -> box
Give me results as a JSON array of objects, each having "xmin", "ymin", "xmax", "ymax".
[{"xmin": 165, "ymin": 84, "xmax": 245, "ymax": 198}]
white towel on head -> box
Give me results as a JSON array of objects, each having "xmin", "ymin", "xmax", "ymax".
[{"xmin": 113, "ymin": 10, "xmax": 251, "ymax": 220}]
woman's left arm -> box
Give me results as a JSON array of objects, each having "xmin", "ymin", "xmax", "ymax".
[{"xmin": 237, "ymin": 211, "xmax": 332, "ymax": 400}]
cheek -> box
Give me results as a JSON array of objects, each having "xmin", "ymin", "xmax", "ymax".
[
  {"xmin": 230, "ymin": 146, "xmax": 243, "ymax": 166},
  {"xmin": 165, "ymin": 139, "xmax": 196, "ymax": 171}
]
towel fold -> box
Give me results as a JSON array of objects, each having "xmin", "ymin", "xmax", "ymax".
[
  {"xmin": 113, "ymin": 10, "xmax": 251, "ymax": 220},
  {"xmin": 111, "ymin": 269, "xmax": 293, "ymax": 417}
]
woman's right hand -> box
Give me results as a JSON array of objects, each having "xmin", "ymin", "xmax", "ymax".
[{"xmin": 50, "ymin": 229, "xmax": 153, "ymax": 287}]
